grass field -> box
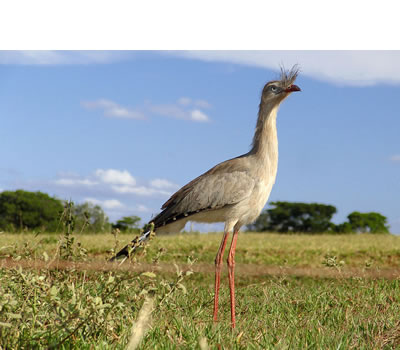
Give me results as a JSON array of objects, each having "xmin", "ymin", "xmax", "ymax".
[{"xmin": 1, "ymin": 231, "xmax": 400, "ymax": 349}]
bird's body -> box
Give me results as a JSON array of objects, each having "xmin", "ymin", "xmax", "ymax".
[
  {"xmin": 111, "ymin": 67, "xmax": 300, "ymax": 328},
  {"xmin": 150, "ymin": 103, "xmax": 280, "ymax": 235}
]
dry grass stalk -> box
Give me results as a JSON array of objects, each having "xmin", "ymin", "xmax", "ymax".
[
  {"xmin": 126, "ymin": 297, "xmax": 154, "ymax": 350},
  {"xmin": 199, "ymin": 336, "xmax": 209, "ymax": 350}
]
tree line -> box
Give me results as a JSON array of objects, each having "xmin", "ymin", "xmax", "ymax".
[
  {"xmin": 0, "ymin": 190, "xmax": 141, "ymax": 233},
  {"xmin": 246, "ymin": 201, "xmax": 390, "ymax": 234},
  {"xmin": 0, "ymin": 190, "xmax": 390, "ymax": 234}
]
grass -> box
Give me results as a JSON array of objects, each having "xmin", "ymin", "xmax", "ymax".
[
  {"xmin": 2, "ymin": 231, "xmax": 400, "ymax": 267},
  {"xmin": 1, "ymin": 231, "xmax": 400, "ymax": 349}
]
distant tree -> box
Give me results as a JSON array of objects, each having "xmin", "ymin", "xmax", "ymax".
[
  {"xmin": 73, "ymin": 202, "xmax": 111, "ymax": 233},
  {"xmin": 247, "ymin": 201, "xmax": 337, "ymax": 233},
  {"xmin": 0, "ymin": 190, "xmax": 64, "ymax": 232},
  {"xmin": 346, "ymin": 211, "xmax": 389, "ymax": 234},
  {"xmin": 247, "ymin": 200, "xmax": 391, "ymax": 234},
  {"xmin": 333, "ymin": 222, "xmax": 353, "ymax": 234},
  {"xmin": 112, "ymin": 215, "xmax": 141, "ymax": 233}
]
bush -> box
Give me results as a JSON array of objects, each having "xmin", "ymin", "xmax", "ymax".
[{"xmin": 0, "ymin": 190, "xmax": 64, "ymax": 232}]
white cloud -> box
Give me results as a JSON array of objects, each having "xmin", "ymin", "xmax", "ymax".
[
  {"xmin": 51, "ymin": 168, "xmax": 175, "ymax": 199},
  {"xmin": 190, "ymin": 109, "xmax": 210, "ymax": 122},
  {"xmin": 84, "ymin": 197, "xmax": 124, "ymax": 209},
  {"xmin": 149, "ymin": 178, "xmax": 179, "ymax": 189},
  {"xmin": 81, "ymin": 99, "xmax": 146, "ymax": 120},
  {"xmin": 55, "ymin": 178, "xmax": 99, "ymax": 186},
  {"xmin": 95, "ymin": 169, "xmax": 136, "ymax": 186},
  {"xmin": 172, "ymin": 50, "xmax": 400, "ymax": 87},
  {"xmin": 111, "ymin": 185, "xmax": 171, "ymax": 197},
  {"xmin": 390, "ymin": 155, "xmax": 400, "ymax": 162},
  {"xmin": 146, "ymin": 99, "xmax": 211, "ymax": 123},
  {"xmin": 109, "ymin": 176, "xmax": 177, "ymax": 197},
  {"xmin": 0, "ymin": 51, "xmax": 133, "ymax": 65},
  {"xmin": 5, "ymin": 51, "xmax": 400, "ymax": 86},
  {"xmin": 82, "ymin": 97, "xmax": 210, "ymax": 123}
]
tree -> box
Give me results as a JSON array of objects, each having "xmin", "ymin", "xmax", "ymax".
[
  {"xmin": 247, "ymin": 201, "xmax": 337, "ymax": 233},
  {"xmin": 73, "ymin": 202, "xmax": 111, "ymax": 233},
  {"xmin": 247, "ymin": 201, "xmax": 391, "ymax": 234},
  {"xmin": 112, "ymin": 215, "xmax": 141, "ymax": 233},
  {"xmin": 346, "ymin": 211, "xmax": 389, "ymax": 234},
  {"xmin": 333, "ymin": 222, "xmax": 353, "ymax": 234},
  {"xmin": 0, "ymin": 190, "xmax": 64, "ymax": 232}
]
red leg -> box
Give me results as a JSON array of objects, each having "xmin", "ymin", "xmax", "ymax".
[
  {"xmin": 227, "ymin": 230, "xmax": 239, "ymax": 328},
  {"xmin": 213, "ymin": 231, "xmax": 229, "ymax": 322}
]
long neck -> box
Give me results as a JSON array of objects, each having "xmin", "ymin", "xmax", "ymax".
[{"xmin": 250, "ymin": 101, "xmax": 279, "ymax": 159}]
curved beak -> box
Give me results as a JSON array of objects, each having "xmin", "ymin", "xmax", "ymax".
[{"xmin": 285, "ymin": 84, "xmax": 301, "ymax": 92}]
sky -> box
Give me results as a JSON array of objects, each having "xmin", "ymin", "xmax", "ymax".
[{"xmin": 0, "ymin": 51, "xmax": 399, "ymax": 233}]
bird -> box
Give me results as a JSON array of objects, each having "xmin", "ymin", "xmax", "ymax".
[{"xmin": 110, "ymin": 66, "xmax": 301, "ymax": 328}]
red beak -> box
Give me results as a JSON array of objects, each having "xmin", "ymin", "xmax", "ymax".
[{"xmin": 285, "ymin": 84, "xmax": 301, "ymax": 92}]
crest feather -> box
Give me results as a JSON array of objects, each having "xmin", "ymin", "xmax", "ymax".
[{"xmin": 279, "ymin": 64, "xmax": 300, "ymax": 86}]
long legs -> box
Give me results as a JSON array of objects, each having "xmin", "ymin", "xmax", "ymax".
[
  {"xmin": 213, "ymin": 231, "xmax": 229, "ymax": 322},
  {"xmin": 227, "ymin": 229, "xmax": 239, "ymax": 328},
  {"xmin": 213, "ymin": 229, "xmax": 239, "ymax": 328}
]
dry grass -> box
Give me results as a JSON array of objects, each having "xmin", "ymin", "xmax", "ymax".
[
  {"xmin": 126, "ymin": 297, "xmax": 154, "ymax": 350},
  {"xmin": 2, "ymin": 231, "xmax": 400, "ymax": 268},
  {"xmin": 1, "ymin": 258, "xmax": 400, "ymax": 280}
]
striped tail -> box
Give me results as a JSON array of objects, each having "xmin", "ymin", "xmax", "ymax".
[{"xmin": 109, "ymin": 229, "xmax": 152, "ymax": 262}]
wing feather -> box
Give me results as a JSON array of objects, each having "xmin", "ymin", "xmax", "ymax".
[
  {"xmin": 176, "ymin": 171, "xmax": 255, "ymax": 212},
  {"xmin": 152, "ymin": 157, "xmax": 255, "ymax": 227}
]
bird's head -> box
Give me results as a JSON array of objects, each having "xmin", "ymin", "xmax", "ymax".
[{"xmin": 261, "ymin": 65, "xmax": 301, "ymax": 104}]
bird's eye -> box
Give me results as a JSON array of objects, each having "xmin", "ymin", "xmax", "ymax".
[{"xmin": 269, "ymin": 85, "xmax": 278, "ymax": 92}]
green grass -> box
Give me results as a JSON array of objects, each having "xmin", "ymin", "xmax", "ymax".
[{"xmin": 1, "ymin": 231, "xmax": 400, "ymax": 349}]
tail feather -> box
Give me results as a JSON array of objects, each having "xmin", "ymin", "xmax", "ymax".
[{"xmin": 109, "ymin": 230, "xmax": 152, "ymax": 262}]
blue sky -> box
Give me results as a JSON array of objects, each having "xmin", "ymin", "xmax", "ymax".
[{"xmin": 0, "ymin": 51, "xmax": 399, "ymax": 233}]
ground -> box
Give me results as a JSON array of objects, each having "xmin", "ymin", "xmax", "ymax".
[{"xmin": 1, "ymin": 231, "xmax": 400, "ymax": 349}]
